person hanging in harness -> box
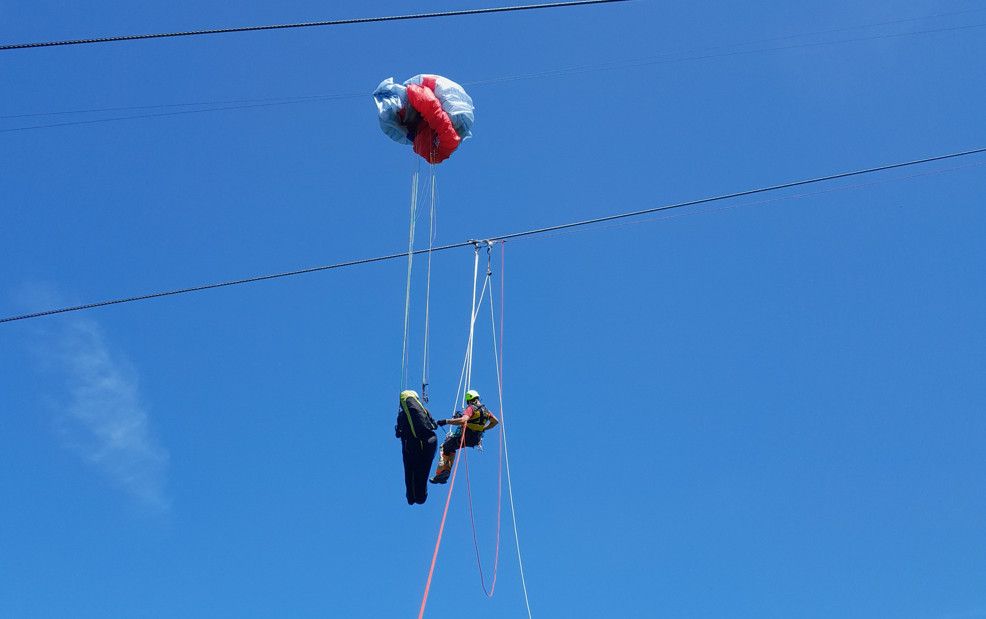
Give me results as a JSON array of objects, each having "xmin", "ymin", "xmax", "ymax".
[
  {"xmin": 430, "ymin": 390, "xmax": 500, "ymax": 484},
  {"xmin": 395, "ymin": 390, "xmax": 440, "ymax": 505}
]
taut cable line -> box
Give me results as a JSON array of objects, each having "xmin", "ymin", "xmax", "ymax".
[
  {"xmin": 2, "ymin": 146, "xmax": 984, "ymax": 325},
  {"xmin": 0, "ymin": 1, "xmax": 631, "ymax": 51}
]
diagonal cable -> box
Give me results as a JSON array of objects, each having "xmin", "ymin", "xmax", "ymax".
[{"xmin": 2, "ymin": 146, "xmax": 985, "ymax": 325}]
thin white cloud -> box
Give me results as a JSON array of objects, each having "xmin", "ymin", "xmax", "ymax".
[{"xmin": 43, "ymin": 318, "xmax": 171, "ymax": 511}]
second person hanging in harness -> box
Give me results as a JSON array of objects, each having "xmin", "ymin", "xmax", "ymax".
[{"xmin": 430, "ymin": 389, "xmax": 500, "ymax": 484}]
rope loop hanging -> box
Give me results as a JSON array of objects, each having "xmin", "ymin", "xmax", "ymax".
[
  {"xmin": 462, "ymin": 245, "xmax": 504, "ymax": 596},
  {"xmin": 416, "ymin": 241, "xmax": 532, "ymax": 617},
  {"xmin": 491, "ymin": 242, "xmax": 533, "ymax": 616}
]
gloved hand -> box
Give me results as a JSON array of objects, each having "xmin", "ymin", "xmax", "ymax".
[{"xmin": 437, "ymin": 419, "xmax": 448, "ymax": 426}]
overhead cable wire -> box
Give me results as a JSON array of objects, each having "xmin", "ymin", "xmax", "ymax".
[
  {"xmin": 4, "ymin": 10, "xmax": 982, "ymax": 132},
  {"xmin": 0, "ymin": 93, "xmax": 361, "ymax": 121},
  {"xmin": 0, "ymin": 94, "xmax": 362, "ymax": 134},
  {"xmin": 489, "ymin": 147, "xmax": 986, "ymax": 242},
  {"xmin": 0, "ymin": 0, "xmax": 630, "ymax": 51},
  {"xmin": 2, "ymin": 146, "xmax": 985, "ymax": 326},
  {"xmin": 523, "ymin": 159, "xmax": 986, "ymax": 245},
  {"xmin": 9, "ymin": 6, "xmax": 974, "ymax": 119}
]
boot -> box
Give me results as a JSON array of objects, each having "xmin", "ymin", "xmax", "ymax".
[{"xmin": 429, "ymin": 453, "xmax": 454, "ymax": 484}]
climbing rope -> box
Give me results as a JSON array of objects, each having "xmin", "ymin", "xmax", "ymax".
[
  {"xmin": 461, "ymin": 434, "xmax": 501, "ymax": 596},
  {"xmin": 443, "ymin": 269, "xmax": 491, "ymax": 425},
  {"xmin": 419, "ymin": 243, "xmax": 528, "ymax": 616},
  {"xmin": 417, "ymin": 417, "xmax": 468, "ymax": 619},
  {"xmin": 417, "ymin": 243, "xmax": 489, "ymax": 618},
  {"xmin": 465, "ymin": 243, "xmax": 482, "ymax": 389},
  {"xmin": 491, "ymin": 242, "xmax": 533, "ymax": 617},
  {"xmin": 462, "ymin": 241, "xmax": 505, "ymax": 596},
  {"xmin": 463, "ymin": 432, "xmax": 503, "ymax": 597}
]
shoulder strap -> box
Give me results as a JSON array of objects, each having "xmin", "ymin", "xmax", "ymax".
[
  {"xmin": 465, "ymin": 404, "xmax": 489, "ymax": 431},
  {"xmin": 400, "ymin": 398, "xmax": 419, "ymax": 439}
]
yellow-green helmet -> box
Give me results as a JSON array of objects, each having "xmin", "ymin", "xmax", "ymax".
[
  {"xmin": 400, "ymin": 390, "xmax": 419, "ymax": 402},
  {"xmin": 464, "ymin": 390, "xmax": 480, "ymax": 404}
]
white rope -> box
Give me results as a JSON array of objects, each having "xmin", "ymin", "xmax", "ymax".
[
  {"xmin": 400, "ymin": 170, "xmax": 420, "ymax": 390},
  {"xmin": 444, "ymin": 276, "xmax": 492, "ymax": 421},
  {"xmin": 450, "ymin": 342, "xmax": 470, "ymax": 424},
  {"xmin": 467, "ymin": 275, "xmax": 491, "ymax": 391},
  {"xmin": 488, "ymin": 250, "xmax": 533, "ymax": 618},
  {"xmin": 465, "ymin": 244, "xmax": 481, "ymax": 390},
  {"xmin": 440, "ymin": 272, "xmax": 491, "ymax": 444},
  {"xmin": 421, "ymin": 168, "xmax": 437, "ymax": 401}
]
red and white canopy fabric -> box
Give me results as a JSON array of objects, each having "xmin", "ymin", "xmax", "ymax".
[{"xmin": 373, "ymin": 74, "xmax": 475, "ymax": 164}]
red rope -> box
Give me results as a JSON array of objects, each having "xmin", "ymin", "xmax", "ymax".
[
  {"xmin": 417, "ymin": 429, "xmax": 467, "ymax": 619},
  {"xmin": 494, "ymin": 241, "xmax": 507, "ymax": 586},
  {"xmin": 418, "ymin": 242, "xmax": 509, "ymax": 614},
  {"xmin": 499, "ymin": 242, "xmax": 505, "ymax": 399},
  {"xmin": 463, "ymin": 429, "xmax": 503, "ymax": 596},
  {"xmin": 462, "ymin": 241, "xmax": 507, "ymax": 596}
]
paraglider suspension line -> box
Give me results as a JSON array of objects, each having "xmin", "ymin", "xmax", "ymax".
[
  {"xmin": 400, "ymin": 168, "xmax": 420, "ymax": 391},
  {"xmin": 421, "ymin": 167, "xmax": 437, "ymax": 401}
]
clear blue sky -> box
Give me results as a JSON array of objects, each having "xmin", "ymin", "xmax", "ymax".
[{"xmin": 2, "ymin": 1, "xmax": 985, "ymax": 617}]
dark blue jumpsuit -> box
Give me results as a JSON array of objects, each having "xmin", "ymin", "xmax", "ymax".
[{"xmin": 395, "ymin": 394, "xmax": 438, "ymax": 505}]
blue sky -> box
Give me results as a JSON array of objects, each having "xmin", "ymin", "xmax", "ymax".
[{"xmin": 2, "ymin": 1, "xmax": 985, "ymax": 617}]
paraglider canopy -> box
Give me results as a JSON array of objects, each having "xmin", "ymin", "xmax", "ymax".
[{"xmin": 373, "ymin": 74, "xmax": 475, "ymax": 164}]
